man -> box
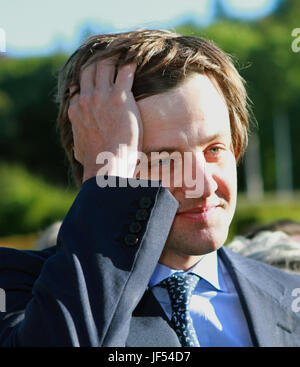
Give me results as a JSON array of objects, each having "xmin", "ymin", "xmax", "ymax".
[{"xmin": 0, "ymin": 29, "xmax": 299, "ymax": 347}]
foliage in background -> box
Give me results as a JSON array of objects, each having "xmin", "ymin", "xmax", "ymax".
[
  {"xmin": 0, "ymin": 163, "xmax": 76, "ymax": 237},
  {"xmin": 0, "ymin": 54, "xmax": 70, "ymax": 186}
]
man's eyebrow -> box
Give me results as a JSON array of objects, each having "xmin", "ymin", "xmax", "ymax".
[
  {"xmin": 143, "ymin": 133, "xmax": 228, "ymax": 155},
  {"xmin": 198, "ymin": 132, "xmax": 229, "ymax": 146},
  {"xmin": 143, "ymin": 147, "xmax": 179, "ymax": 155}
]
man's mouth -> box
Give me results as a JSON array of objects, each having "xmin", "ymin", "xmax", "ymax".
[
  {"xmin": 176, "ymin": 204, "xmax": 223, "ymax": 223},
  {"xmin": 177, "ymin": 204, "xmax": 220, "ymax": 214}
]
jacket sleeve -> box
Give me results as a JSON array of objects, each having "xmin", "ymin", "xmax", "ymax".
[{"xmin": 0, "ymin": 176, "xmax": 178, "ymax": 346}]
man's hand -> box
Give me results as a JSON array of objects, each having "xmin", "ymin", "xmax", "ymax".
[{"xmin": 68, "ymin": 57, "xmax": 143, "ymax": 183}]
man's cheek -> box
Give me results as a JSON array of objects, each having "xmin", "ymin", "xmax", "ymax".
[
  {"xmin": 215, "ymin": 158, "xmax": 237, "ymax": 205},
  {"xmin": 223, "ymin": 153, "xmax": 237, "ymax": 185}
]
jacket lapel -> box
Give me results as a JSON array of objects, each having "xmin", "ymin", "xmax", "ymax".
[
  {"xmin": 219, "ymin": 247, "xmax": 300, "ymax": 346},
  {"xmin": 126, "ymin": 287, "xmax": 180, "ymax": 347}
]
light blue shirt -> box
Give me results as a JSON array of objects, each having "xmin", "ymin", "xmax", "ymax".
[{"xmin": 149, "ymin": 250, "xmax": 253, "ymax": 347}]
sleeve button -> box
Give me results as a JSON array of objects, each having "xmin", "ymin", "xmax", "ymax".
[
  {"xmin": 129, "ymin": 221, "xmax": 142, "ymax": 234},
  {"xmin": 124, "ymin": 234, "xmax": 139, "ymax": 246},
  {"xmin": 135, "ymin": 208, "xmax": 149, "ymax": 221}
]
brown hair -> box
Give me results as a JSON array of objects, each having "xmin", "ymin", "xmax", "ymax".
[{"xmin": 56, "ymin": 29, "xmax": 251, "ymax": 187}]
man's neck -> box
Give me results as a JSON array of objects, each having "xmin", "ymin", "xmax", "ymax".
[{"xmin": 158, "ymin": 251, "xmax": 205, "ymax": 271}]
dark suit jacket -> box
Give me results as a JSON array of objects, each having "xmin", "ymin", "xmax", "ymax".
[{"xmin": 0, "ymin": 177, "xmax": 300, "ymax": 346}]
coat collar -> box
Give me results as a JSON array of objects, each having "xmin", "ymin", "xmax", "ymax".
[{"xmin": 219, "ymin": 246, "xmax": 300, "ymax": 347}]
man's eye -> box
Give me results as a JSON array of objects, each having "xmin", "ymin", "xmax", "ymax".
[
  {"xmin": 206, "ymin": 146, "xmax": 226, "ymax": 158},
  {"xmin": 208, "ymin": 146, "xmax": 222, "ymax": 154}
]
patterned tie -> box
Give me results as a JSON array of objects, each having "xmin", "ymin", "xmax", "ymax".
[{"xmin": 158, "ymin": 272, "xmax": 200, "ymax": 347}]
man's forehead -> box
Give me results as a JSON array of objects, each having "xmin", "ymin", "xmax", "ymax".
[
  {"xmin": 138, "ymin": 72, "xmax": 231, "ymax": 154},
  {"xmin": 138, "ymin": 73, "xmax": 229, "ymax": 120}
]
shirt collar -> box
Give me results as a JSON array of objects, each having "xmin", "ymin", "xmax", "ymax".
[{"xmin": 148, "ymin": 250, "xmax": 226, "ymax": 291}]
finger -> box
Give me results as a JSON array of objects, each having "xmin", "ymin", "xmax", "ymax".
[
  {"xmin": 95, "ymin": 56, "xmax": 119, "ymax": 93},
  {"xmin": 114, "ymin": 63, "xmax": 137, "ymax": 92},
  {"xmin": 80, "ymin": 63, "xmax": 96, "ymax": 95}
]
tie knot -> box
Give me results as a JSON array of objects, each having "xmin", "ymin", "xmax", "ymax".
[{"xmin": 158, "ymin": 272, "xmax": 200, "ymax": 311}]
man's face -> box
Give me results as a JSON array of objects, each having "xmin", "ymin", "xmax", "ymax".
[{"xmin": 137, "ymin": 73, "xmax": 237, "ymax": 270}]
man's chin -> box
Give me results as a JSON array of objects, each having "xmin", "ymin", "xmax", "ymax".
[
  {"xmin": 159, "ymin": 238, "xmax": 222, "ymax": 270},
  {"xmin": 165, "ymin": 226, "xmax": 229, "ymax": 256}
]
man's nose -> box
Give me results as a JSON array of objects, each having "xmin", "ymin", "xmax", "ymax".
[{"xmin": 182, "ymin": 150, "xmax": 218, "ymax": 199}]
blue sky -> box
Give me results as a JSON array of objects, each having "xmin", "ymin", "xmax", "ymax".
[{"xmin": 0, "ymin": 0, "xmax": 281, "ymax": 57}]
